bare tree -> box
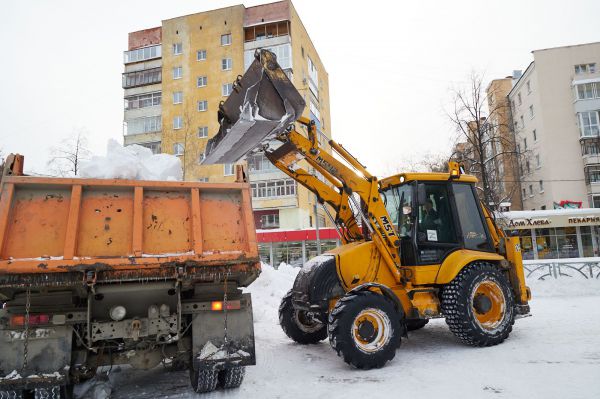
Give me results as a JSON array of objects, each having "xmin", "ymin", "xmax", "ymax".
[
  {"xmin": 383, "ymin": 150, "xmax": 452, "ymax": 175},
  {"xmin": 447, "ymin": 72, "xmax": 527, "ymax": 210},
  {"xmin": 47, "ymin": 130, "xmax": 92, "ymax": 177},
  {"xmin": 179, "ymin": 109, "xmax": 206, "ymax": 181}
]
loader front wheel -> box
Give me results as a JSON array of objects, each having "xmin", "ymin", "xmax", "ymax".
[
  {"xmin": 441, "ymin": 262, "xmax": 515, "ymax": 346},
  {"xmin": 279, "ymin": 290, "xmax": 327, "ymax": 344},
  {"xmin": 328, "ymin": 292, "xmax": 401, "ymax": 369}
]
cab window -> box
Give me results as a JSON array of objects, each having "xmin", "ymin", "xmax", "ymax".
[
  {"xmin": 417, "ymin": 184, "xmax": 457, "ymax": 244},
  {"xmin": 381, "ymin": 184, "xmax": 413, "ymax": 238},
  {"xmin": 452, "ymin": 183, "xmax": 491, "ymax": 250}
]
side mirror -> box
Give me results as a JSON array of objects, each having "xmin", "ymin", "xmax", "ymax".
[{"xmin": 417, "ymin": 183, "xmax": 427, "ymax": 206}]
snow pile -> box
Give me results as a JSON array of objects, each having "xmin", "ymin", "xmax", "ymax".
[
  {"xmin": 526, "ymin": 276, "xmax": 600, "ymax": 297},
  {"xmin": 79, "ymin": 140, "xmax": 182, "ymax": 181},
  {"xmin": 245, "ymin": 262, "xmax": 299, "ymax": 324}
]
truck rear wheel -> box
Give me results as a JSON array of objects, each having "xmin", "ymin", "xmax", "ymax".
[
  {"xmin": 279, "ymin": 290, "xmax": 327, "ymax": 344},
  {"xmin": 218, "ymin": 366, "xmax": 245, "ymax": 389},
  {"xmin": 328, "ymin": 292, "xmax": 401, "ymax": 370},
  {"xmin": 441, "ymin": 262, "xmax": 515, "ymax": 346},
  {"xmin": 190, "ymin": 368, "xmax": 218, "ymax": 393}
]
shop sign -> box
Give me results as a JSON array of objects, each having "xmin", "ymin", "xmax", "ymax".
[
  {"xmin": 508, "ymin": 218, "xmax": 551, "ymax": 227},
  {"xmin": 568, "ymin": 216, "xmax": 600, "ymax": 224}
]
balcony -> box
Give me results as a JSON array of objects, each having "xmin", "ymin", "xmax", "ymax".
[
  {"xmin": 244, "ymin": 21, "xmax": 290, "ymax": 43},
  {"xmin": 124, "ymin": 45, "xmax": 161, "ymax": 64},
  {"xmin": 122, "ymin": 68, "xmax": 161, "ymax": 89}
]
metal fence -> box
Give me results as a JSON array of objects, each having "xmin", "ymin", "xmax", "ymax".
[{"xmin": 524, "ymin": 260, "xmax": 600, "ymax": 280}]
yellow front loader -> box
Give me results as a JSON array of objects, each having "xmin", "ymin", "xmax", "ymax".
[{"xmin": 204, "ymin": 50, "xmax": 531, "ymax": 369}]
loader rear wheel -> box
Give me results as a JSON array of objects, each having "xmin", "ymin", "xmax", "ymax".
[
  {"xmin": 218, "ymin": 366, "xmax": 245, "ymax": 389},
  {"xmin": 190, "ymin": 368, "xmax": 218, "ymax": 393},
  {"xmin": 405, "ymin": 319, "xmax": 429, "ymax": 331},
  {"xmin": 328, "ymin": 292, "xmax": 400, "ymax": 370},
  {"xmin": 441, "ymin": 262, "xmax": 515, "ymax": 346},
  {"xmin": 279, "ymin": 290, "xmax": 327, "ymax": 344}
]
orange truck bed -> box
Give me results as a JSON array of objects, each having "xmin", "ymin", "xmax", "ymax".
[{"xmin": 0, "ymin": 174, "xmax": 260, "ymax": 286}]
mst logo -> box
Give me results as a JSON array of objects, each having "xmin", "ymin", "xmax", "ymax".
[
  {"xmin": 380, "ymin": 216, "xmax": 396, "ymax": 237},
  {"xmin": 315, "ymin": 155, "xmax": 339, "ymax": 176}
]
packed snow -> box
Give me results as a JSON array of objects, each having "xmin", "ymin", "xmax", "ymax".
[
  {"xmin": 70, "ymin": 263, "xmax": 600, "ymax": 398},
  {"xmin": 79, "ymin": 140, "xmax": 182, "ymax": 181}
]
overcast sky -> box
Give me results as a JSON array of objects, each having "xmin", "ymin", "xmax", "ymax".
[{"xmin": 1, "ymin": 0, "xmax": 599, "ymax": 176}]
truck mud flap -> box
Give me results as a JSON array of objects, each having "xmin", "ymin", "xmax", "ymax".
[
  {"xmin": 202, "ymin": 49, "xmax": 305, "ymax": 165},
  {"xmin": 191, "ymin": 293, "xmax": 255, "ymax": 371}
]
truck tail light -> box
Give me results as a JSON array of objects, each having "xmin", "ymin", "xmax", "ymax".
[
  {"xmin": 10, "ymin": 314, "xmax": 50, "ymax": 327},
  {"xmin": 211, "ymin": 300, "xmax": 241, "ymax": 311}
]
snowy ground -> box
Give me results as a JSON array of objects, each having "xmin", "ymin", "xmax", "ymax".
[{"xmin": 90, "ymin": 265, "xmax": 600, "ymax": 399}]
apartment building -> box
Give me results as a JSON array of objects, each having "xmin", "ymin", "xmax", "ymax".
[
  {"xmin": 122, "ymin": 1, "xmax": 337, "ymax": 264},
  {"xmin": 485, "ymin": 76, "xmax": 523, "ymax": 210},
  {"xmin": 508, "ymin": 42, "xmax": 600, "ymax": 210}
]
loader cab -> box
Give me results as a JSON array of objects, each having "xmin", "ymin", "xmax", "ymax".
[{"xmin": 380, "ymin": 176, "xmax": 494, "ymax": 266}]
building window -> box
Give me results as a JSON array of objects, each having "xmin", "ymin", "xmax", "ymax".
[
  {"xmin": 517, "ymin": 92, "xmax": 522, "ymax": 105},
  {"xmin": 173, "ymin": 143, "xmax": 184, "ymax": 156},
  {"xmin": 173, "ymin": 66, "xmax": 182, "ymax": 79},
  {"xmin": 197, "ymin": 177, "xmax": 209, "ymax": 183},
  {"xmin": 222, "ymin": 58, "xmax": 232, "ymax": 71},
  {"xmin": 224, "ymin": 163, "xmax": 235, "ymax": 176},
  {"xmin": 197, "ymin": 76, "xmax": 207, "ymax": 87},
  {"xmin": 526, "ymin": 160, "xmax": 530, "ymax": 173},
  {"xmin": 529, "ymin": 105, "xmax": 534, "ymax": 118},
  {"xmin": 520, "ymin": 115, "xmax": 524, "ymax": 128},
  {"xmin": 529, "ymin": 184, "xmax": 533, "ymax": 196},
  {"xmin": 307, "ymin": 56, "xmax": 319, "ymax": 98},
  {"xmin": 123, "ymin": 44, "xmax": 161, "ymax": 63},
  {"xmin": 536, "ymin": 153, "xmax": 541, "ymax": 168},
  {"xmin": 524, "ymin": 138, "xmax": 528, "ymax": 149},
  {"xmin": 513, "ymin": 121, "xmax": 518, "ymax": 132},
  {"xmin": 138, "ymin": 141, "xmax": 161, "ymax": 154},
  {"xmin": 585, "ymin": 165, "xmax": 600, "ymax": 184},
  {"xmin": 122, "ymin": 68, "xmax": 162, "ymax": 88},
  {"xmin": 575, "ymin": 83, "xmax": 595, "ymax": 100},
  {"xmin": 172, "ymin": 43, "xmax": 182, "ymax": 55},
  {"xmin": 575, "ymin": 63, "xmax": 596, "ymax": 74},
  {"xmin": 539, "ymin": 180, "xmax": 544, "ymax": 193},
  {"xmin": 522, "ymin": 188, "xmax": 526, "ymax": 199},
  {"xmin": 173, "ymin": 116, "xmax": 183, "ymax": 130},
  {"xmin": 197, "ymin": 49, "xmax": 207, "ymax": 61},
  {"xmin": 250, "ymin": 179, "xmax": 297, "ymax": 198},
  {"xmin": 260, "ymin": 213, "xmax": 279, "ymax": 229},
  {"xmin": 582, "ymin": 141, "xmax": 600, "ymax": 156},
  {"xmin": 526, "ymin": 81, "xmax": 531, "ymax": 94},
  {"xmin": 222, "ymin": 83, "xmax": 233, "ymax": 96},
  {"xmin": 533, "ymin": 129, "xmax": 537, "ymax": 141},
  {"xmin": 221, "ymin": 33, "xmax": 232, "ymax": 46},
  {"xmin": 198, "ymin": 126, "xmax": 208, "ymax": 138},
  {"xmin": 124, "ymin": 116, "xmax": 161, "ymax": 135},
  {"xmin": 173, "ymin": 91, "xmax": 183, "ymax": 104},
  {"xmin": 198, "ymin": 100, "xmax": 208, "ymax": 112},
  {"xmin": 593, "ymin": 195, "xmax": 600, "ymax": 208},
  {"xmin": 579, "ymin": 111, "xmax": 600, "ymax": 137},
  {"xmin": 248, "ymin": 153, "xmax": 277, "ymax": 172},
  {"xmin": 124, "ymin": 91, "xmax": 161, "ymax": 110}
]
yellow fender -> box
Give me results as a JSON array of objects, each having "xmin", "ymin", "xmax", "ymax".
[{"xmin": 435, "ymin": 249, "xmax": 505, "ymax": 285}]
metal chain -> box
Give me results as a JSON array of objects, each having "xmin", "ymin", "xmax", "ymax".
[
  {"xmin": 223, "ymin": 267, "xmax": 230, "ymax": 356},
  {"xmin": 22, "ymin": 287, "xmax": 31, "ymax": 371}
]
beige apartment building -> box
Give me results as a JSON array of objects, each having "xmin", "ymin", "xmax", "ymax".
[
  {"xmin": 122, "ymin": 0, "xmax": 333, "ymax": 232},
  {"xmin": 509, "ymin": 42, "xmax": 600, "ymax": 210}
]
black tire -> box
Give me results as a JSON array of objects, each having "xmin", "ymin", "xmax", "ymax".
[
  {"xmin": 328, "ymin": 291, "xmax": 401, "ymax": 370},
  {"xmin": 441, "ymin": 262, "xmax": 515, "ymax": 346},
  {"xmin": 279, "ymin": 290, "xmax": 327, "ymax": 344},
  {"xmin": 405, "ymin": 319, "xmax": 429, "ymax": 331},
  {"xmin": 218, "ymin": 366, "xmax": 245, "ymax": 389},
  {"xmin": 189, "ymin": 368, "xmax": 218, "ymax": 393},
  {"xmin": 0, "ymin": 390, "xmax": 23, "ymax": 399}
]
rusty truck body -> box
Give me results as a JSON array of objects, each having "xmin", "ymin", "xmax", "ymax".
[{"xmin": 0, "ymin": 155, "xmax": 260, "ymax": 397}]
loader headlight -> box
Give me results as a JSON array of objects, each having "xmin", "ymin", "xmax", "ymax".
[{"xmin": 109, "ymin": 305, "xmax": 127, "ymax": 321}]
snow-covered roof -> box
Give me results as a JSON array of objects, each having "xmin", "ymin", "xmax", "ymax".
[{"xmin": 499, "ymin": 208, "xmax": 600, "ymax": 220}]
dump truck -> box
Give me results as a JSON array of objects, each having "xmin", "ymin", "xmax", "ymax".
[
  {"xmin": 203, "ymin": 49, "xmax": 532, "ymax": 369},
  {"xmin": 0, "ymin": 155, "xmax": 260, "ymax": 397}
]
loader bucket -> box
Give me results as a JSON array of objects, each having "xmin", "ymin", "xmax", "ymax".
[{"xmin": 202, "ymin": 49, "xmax": 306, "ymax": 164}]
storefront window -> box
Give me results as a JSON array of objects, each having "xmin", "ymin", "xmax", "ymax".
[
  {"xmin": 580, "ymin": 226, "xmax": 595, "ymax": 257},
  {"xmin": 535, "ymin": 227, "xmax": 580, "ymax": 259},
  {"xmin": 516, "ymin": 230, "xmax": 535, "ymax": 260}
]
